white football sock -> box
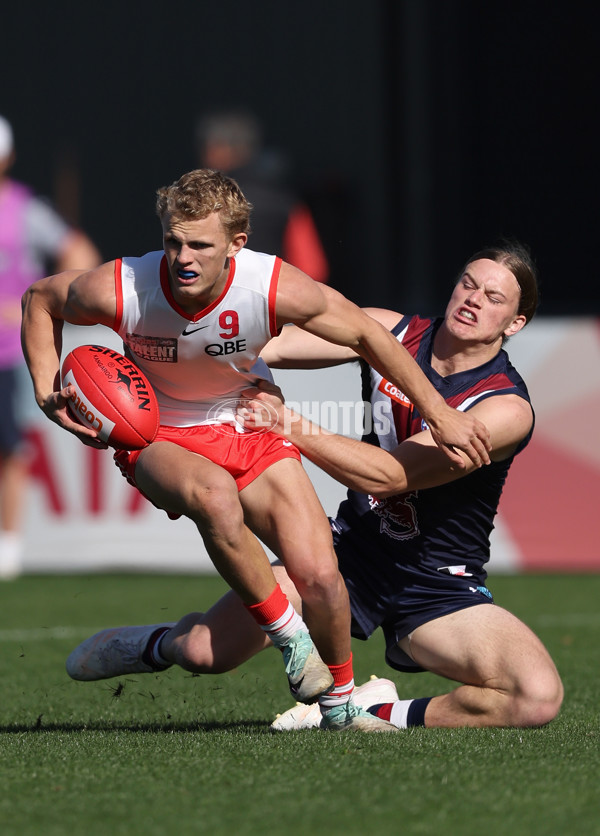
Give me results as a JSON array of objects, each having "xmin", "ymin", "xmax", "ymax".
[
  {"xmin": 260, "ymin": 603, "xmax": 308, "ymax": 648},
  {"xmin": 388, "ymin": 700, "xmax": 413, "ymax": 729}
]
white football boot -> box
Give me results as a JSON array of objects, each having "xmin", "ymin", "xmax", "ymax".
[
  {"xmin": 270, "ymin": 674, "xmax": 400, "ymax": 731},
  {"xmin": 66, "ymin": 624, "xmax": 175, "ymax": 681}
]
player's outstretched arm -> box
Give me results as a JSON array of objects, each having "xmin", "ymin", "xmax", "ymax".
[
  {"xmin": 21, "ymin": 264, "xmax": 116, "ymax": 446},
  {"xmin": 239, "ymin": 383, "xmax": 531, "ymax": 495},
  {"xmin": 274, "ymin": 265, "xmax": 491, "ymax": 468}
]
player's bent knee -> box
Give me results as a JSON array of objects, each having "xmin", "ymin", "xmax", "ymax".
[
  {"xmin": 535, "ymin": 674, "xmax": 564, "ymax": 726},
  {"xmin": 516, "ymin": 695, "xmax": 562, "ymax": 728},
  {"xmin": 292, "ymin": 565, "xmax": 346, "ymax": 606},
  {"xmin": 188, "ymin": 482, "xmax": 244, "ymax": 532},
  {"xmin": 515, "ymin": 668, "xmax": 564, "ymax": 727}
]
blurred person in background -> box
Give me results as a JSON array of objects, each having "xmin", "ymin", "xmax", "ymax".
[
  {"xmin": 196, "ymin": 108, "xmax": 330, "ymax": 284},
  {"xmin": 0, "ymin": 114, "xmax": 100, "ymax": 579}
]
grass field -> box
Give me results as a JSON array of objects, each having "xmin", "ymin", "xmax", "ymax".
[{"xmin": 1, "ymin": 572, "xmax": 599, "ymax": 836}]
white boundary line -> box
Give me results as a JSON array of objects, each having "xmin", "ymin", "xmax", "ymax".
[{"xmin": 1, "ymin": 612, "xmax": 600, "ymax": 644}]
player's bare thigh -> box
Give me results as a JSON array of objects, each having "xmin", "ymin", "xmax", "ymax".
[
  {"xmin": 135, "ymin": 440, "xmax": 238, "ymax": 517},
  {"xmin": 399, "ymin": 604, "xmax": 560, "ymax": 692}
]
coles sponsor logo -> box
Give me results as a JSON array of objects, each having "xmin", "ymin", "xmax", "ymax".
[
  {"xmin": 378, "ymin": 378, "xmax": 412, "ymax": 408},
  {"xmin": 69, "ymin": 391, "xmax": 105, "ymax": 433},
  {"xmin": 62, "ymin": 368, "xmax": 115, "ymax": 441}
]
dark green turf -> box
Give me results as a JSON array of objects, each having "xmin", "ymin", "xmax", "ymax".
[{"xmin": 0, "ymin": 573, "xmax": 598, "ymax": 835}]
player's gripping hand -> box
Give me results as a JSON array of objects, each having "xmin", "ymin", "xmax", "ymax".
[
  {"xmin": 427, "ymin": 402, "xmax": 491, "ymax": 469},
  {"xmin": 236, "ymin": 380, "xmax": 289, "ymax": 434},
  {"xmin": 40, "ymin": 385, "xmax": 109, "ymax": 449}
]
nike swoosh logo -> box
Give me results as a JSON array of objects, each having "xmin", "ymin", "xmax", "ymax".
[
  {"xmin": 289, "ymin": 678, "xmax": 304, "ymax": 697},
  {"xmin": 181, "ymin": 324, "xmax": 210, "ymax": 336}
]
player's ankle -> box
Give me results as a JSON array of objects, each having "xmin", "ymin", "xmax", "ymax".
[{"xmin": 368, "ymin": 697, "xmax": 432, "ymax": 728}]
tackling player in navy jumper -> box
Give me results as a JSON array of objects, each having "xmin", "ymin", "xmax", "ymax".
[{"xmin": 331, "ymin": 313, "xmax": 534, "ymax": 672}]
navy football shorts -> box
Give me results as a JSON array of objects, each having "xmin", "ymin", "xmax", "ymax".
[
  {"xmin": 330, "ymin": 517, "xmax": 494, "ymax": 673},
  {"xmin": 0, "ymin": 368, "xmax": 24, "ymax": 455}
]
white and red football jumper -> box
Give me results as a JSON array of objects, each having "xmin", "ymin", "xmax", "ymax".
[{"xmin": 113, "ymin": 248, "xmax": 281, "ymax": 427}]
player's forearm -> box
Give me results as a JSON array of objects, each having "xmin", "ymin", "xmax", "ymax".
[
  {"xmin": 262, "ymin": 325, "xmax": 356, "ymax": 369},
  {"xmin": 282, "ymin": 408, "xmax": 409, "ymax": 496},
  {"xmin": 21, "ymin": 283, "xmax": 64, "ymax": 407}
]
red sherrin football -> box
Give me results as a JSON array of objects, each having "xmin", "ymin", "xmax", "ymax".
[{"xmin": 61, "ymin": 344, "xmax": 159, "ymax": 450}]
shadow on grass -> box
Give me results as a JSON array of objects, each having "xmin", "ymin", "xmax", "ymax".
[{"xmin": 0, "ymin": 719, "xmax": 272, "ymax": 733}]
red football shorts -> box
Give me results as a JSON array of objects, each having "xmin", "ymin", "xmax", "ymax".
[{"xmin": 114, "ymin": 423, "xmax": 302, "ymax": 514}]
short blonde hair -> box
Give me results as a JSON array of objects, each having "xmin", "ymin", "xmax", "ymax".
[{"xmin": 156, "ymin": 169, "xmax": 252, "ymax": 239}]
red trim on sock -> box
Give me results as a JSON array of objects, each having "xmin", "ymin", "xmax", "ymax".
[
  {"xmin": 327, "ymin": 653, "xmax": 354, "ymax": 686},
  {"xmin": 244, "ymin": 584, "xmax": 289, "ymax": 626},
  {"xmin": 373, "ymin": 703, "xmax": 394, "ymax": 721}
]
